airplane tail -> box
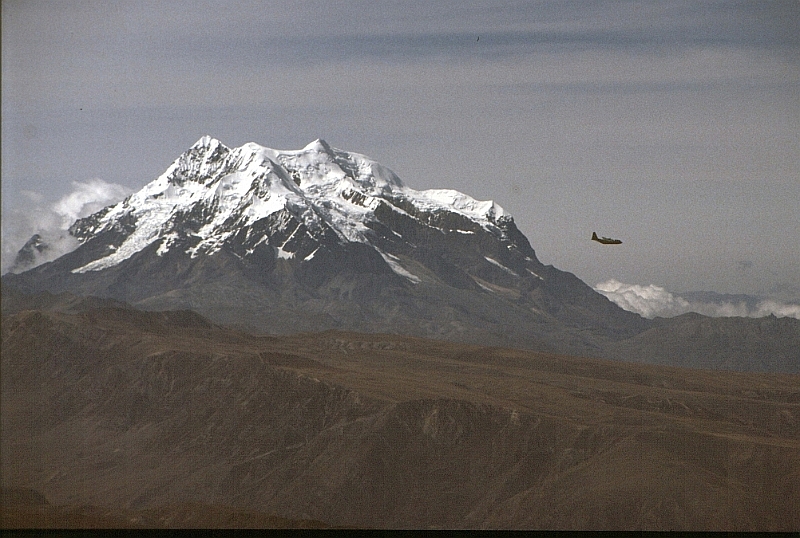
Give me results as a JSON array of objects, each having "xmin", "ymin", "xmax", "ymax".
[{"xmin": 591, "ymin": 232, "xmax": 598, "ymax": 240}]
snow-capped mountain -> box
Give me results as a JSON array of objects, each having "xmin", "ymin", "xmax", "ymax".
[
  {"xmin": 4, "ymin": 136, "xmax": 646, "ymax": 354},
  {"xmin": 67, "ymin": 136, "xmax": 516, "ymax": 282}
]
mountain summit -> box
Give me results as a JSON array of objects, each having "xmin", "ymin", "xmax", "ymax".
[
  {"xmin": 68, "ymin": 136, "xmax": 510, "ymax": 276},
  {"xmin": 4, "ymin": 137, "xmax": 647, "ymax": 354}
]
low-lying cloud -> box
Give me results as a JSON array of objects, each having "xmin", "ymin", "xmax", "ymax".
[
  {"xmin": 595, "ymin": 279, "xmax": 800, "ymax": 320},
  {"xmin": 1, "ymin": 179, "xmax": 130, "ymax": 274}
]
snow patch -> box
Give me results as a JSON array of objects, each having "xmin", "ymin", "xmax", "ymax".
[
  {"xmin": 378, "ymin": 251, "xmax": 420, "ymax": 284},
  {"xmin": 484, "ymin": 256, "xmax": 519, "ymax": 277},
  {"xmin": 526, "ymin": 268, "xmax": 543, "ymax": 280},
  {"xmin": 410, "ymin": 189, "xmax": 506, "ymax": 228},
  {"xmin": 276, "ymin": 246, "xmax": 294, "ymax": 260},
  {"xmin": 156, "ymin": 233, "xmax": 179, "ymax": 256},
  {"xmin": 475, "ymin": 280, "xmax": 494, "ymax": 293}
]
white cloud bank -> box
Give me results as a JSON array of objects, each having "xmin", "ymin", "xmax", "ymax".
[
  {"xmin": 595, "ymin": 279, "xmax": 800, "ymax": 320},
  {"xmin": 1, "ymin": 179, "xmax": 130, "ymax": 274}
]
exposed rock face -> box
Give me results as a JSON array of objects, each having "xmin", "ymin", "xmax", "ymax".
[{"xmin": 8, "ymin": 234, "xmax": 49, "ymax": 273}]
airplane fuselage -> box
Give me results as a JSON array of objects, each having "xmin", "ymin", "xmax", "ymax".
[{"xmin": 592, "ymin": 232, "xmax": 622, "ymax": 245}]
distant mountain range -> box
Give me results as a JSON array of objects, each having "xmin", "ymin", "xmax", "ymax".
[
  {"xmin": 3, "ymin": 137, "xmax": 798, "ymax": 372},
  {"xmin": 593, "ymin": 280, "xmax": 800, "ymax": 320}
]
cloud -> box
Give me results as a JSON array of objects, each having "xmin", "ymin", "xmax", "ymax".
[
  {"xmin": 594, "ymin": 279, "xmax": 800, "ymax": 320},
  {"xmin": 594, "ymin": 279, "xmax": 691, "ymax": 318},
  {"xmin": 751, "ymin": 300, "xmax": 800, "ymax": 320},
  {"xmin": 51, "ymin": 179, "xmax": 130, "ymax": 229},
  {"xmin": 1, "ymin": 179, "xmax": 130, "ymax": 274}
]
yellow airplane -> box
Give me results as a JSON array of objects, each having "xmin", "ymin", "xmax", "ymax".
[{"xmin": 592, "ymin": 232, "xmax": 622, "ymax": 245}]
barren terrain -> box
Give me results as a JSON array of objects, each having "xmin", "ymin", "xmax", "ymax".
[{"xmin": 2, "ymin": 305, "xmax": 799, "ymax": 529}]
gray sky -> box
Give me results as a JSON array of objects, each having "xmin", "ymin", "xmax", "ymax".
[{"xmin": 3, "ymin": 0, "xmax": 799, "ymax": 305}]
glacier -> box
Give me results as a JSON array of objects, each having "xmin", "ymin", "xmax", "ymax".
[{"xmin": 70, "ymin": 136, "xmax": 510, "ymax": 277}]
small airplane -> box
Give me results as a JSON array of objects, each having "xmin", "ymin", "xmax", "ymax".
[{"xmin": 592, "ymin": 232, "xmax": 622, "ymax": 245}]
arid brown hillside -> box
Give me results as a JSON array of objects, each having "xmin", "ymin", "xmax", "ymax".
[{"xmin": 2, "ymin": 306, "xmax": 799, "ymax": 530}]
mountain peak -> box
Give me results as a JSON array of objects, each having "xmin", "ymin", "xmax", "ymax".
[
  {"xmin": 16, "ymin": 137, "xmax": 537, "ymax": 288},
  {"xmin": 191, "ymin": 135, "xmax": 223, "ymax": 149},
  {"xmin": 303, "ymin": 138, "xmax": 333, "ymax": 153}
]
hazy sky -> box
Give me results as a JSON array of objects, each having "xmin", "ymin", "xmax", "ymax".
[{"xmin": 3, "ymin": 0, "xmax": 799, "ymax": 305}]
